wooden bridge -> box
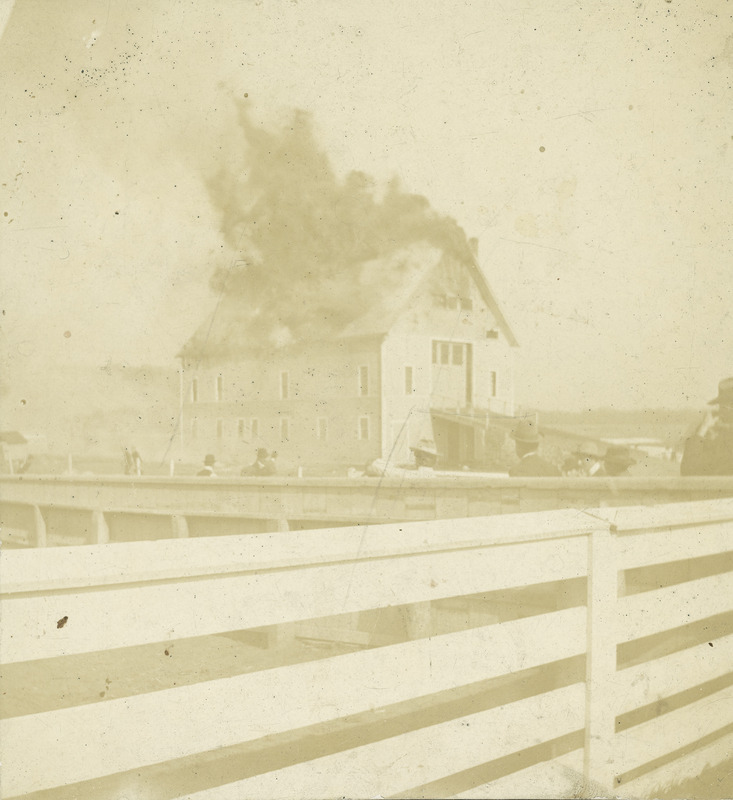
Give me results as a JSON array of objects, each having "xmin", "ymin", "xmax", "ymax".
[
  {"xmin": 2, "ymin": 473, "xmax": 733, "ymax": 546},
  {"xmin": 2, "ymin": 496, "xmax": 732, "ymax": 798}
]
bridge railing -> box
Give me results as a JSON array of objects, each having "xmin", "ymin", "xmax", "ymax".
[
  {"xmin": 2, "ymin": 473, "xmax": 733, "ymax": 546},
  {"xmin": 2, "ymin": 498, "xmax": 732, "ymax": 798}
]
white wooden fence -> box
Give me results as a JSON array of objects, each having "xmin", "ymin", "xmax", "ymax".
[{"xmin": 1, "ymin": 498, "xmax": 732, "ymax": 798}]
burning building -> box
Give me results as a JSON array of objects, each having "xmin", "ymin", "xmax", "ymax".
[{"xmin": 178, "ymin": 107, "xmax": 518, "ymax": 471}]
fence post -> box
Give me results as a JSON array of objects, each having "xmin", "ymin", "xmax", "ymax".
[
  {"xmin": 92, "ymin": 510, "xmax": 109, "ymax": 544},
  {"xmin": 584, "ymin": 523, "xmax": 618, "ymax": 793},
  {"xmin": 171, "ymin": 514, "xmax": 189, "ymax": 538},
  {"xmin": 32, "ymin": 505, "xmax": 47, "ymax": 547}
]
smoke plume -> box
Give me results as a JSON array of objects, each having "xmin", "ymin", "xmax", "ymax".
[{"xmin": 185, "ymin": 103, "xmax": 473, "ymax": 357}]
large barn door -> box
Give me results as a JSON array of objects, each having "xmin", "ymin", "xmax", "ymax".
[{"xmin": 431, "ymin": 341, "xmax": 472, "ymax": 409}]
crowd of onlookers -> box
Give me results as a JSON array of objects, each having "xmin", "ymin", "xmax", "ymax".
[{"xmin": 196, "ymin": 448, "xmax": 279, "ymax": 477}]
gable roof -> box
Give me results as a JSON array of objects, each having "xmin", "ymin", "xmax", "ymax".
[
  {"xmin": 180, "ymin": 240, "xmax": 518, "ymax": 360},
  {"xmin": 466, "ymin": 252, "xmax": 519, "ymax": 347}
]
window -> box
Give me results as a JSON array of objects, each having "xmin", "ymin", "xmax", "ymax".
[
  {"xmin": 486, "ymin": 329, "xmax": 499, "ymax": 339},
  {"xmin": 191, "ymin": 379, "xmax": 198, "ymax": 403},
  {"xmin": 359, "ymin": 365, "xmax": 369, "ymax": 396},
  {"xmin": 358, "ymin": 416, "xmax": 369, "ymax": 440},
  {"xmin": 460, "ymin": 297, "xmax": 473, "ymax": 311},
  {"xmin": 446, "ymin": 295, "xmax": 458, "ymax": 310},
  {"xmin": 490, "ymin": 371, "xmax": 497, "ymax": 398},
  {"xmin": 191, "ymin": 419, "xmax": 198, "ymax": 439},
  {"xmin": 251, "ymin": 418, "xmax": 259, "ymax": 438},
  {"xmin": 216, "ymin": 419, "xmax": 223, "ymax": 439},
  {"xmin": 317, "ymin": 417, "xmax": 328, "ymax": 441},
  {"xmin": 440, "ymin": 343, "xmax": 450, "ymax": 365},
  {"xmin": 405, "ymin": 366, "xmax": 414, "ymax": 395},
  {"xmin": 216, "ymin": 375, "xmax": 223, "ymax": 402},
  {"xmin": 280, "ymin": 371, "xmax": 289, "ymax": 400},
  {"xmin": 281, "ymin": 417, "xmax": 290, "ymax": 441},
  {"xmin": 452, "ymin": 344, "xmax": 464, "ymax": 365},
  {"xmin": 432, "ymin": 341, "xmax": 439, "ymax": 364},
  {"xmin": 238, "ymin": 419, "xmax": 245, "ymax": 439}
]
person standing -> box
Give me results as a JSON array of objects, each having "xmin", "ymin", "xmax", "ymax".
[
  {"xmin": 262, "ymin": 450, "xmax": 278, "ymax": 475},
  {"xmin": 242, "ymin": 447, "xmax": 269, "ymax": 476},
  {"xmin": 598, "ymin": 446, "xmax": 636, "ymax": 477},
  {"xmin": 573, "ymin": 441, "xmax": 605, "ymax": 476},
  {"xmin": 680, "ymin": 378, "xmax": 733, "ymax": 476},
  {"xmin": 197, "ymin": 454, "xmax": 217, "ymax": 477},
  {"xmin": 508, "ymin": 419, "xmax": 561, "ymax": 477}
]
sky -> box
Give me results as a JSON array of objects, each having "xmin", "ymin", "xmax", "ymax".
[{"xmin": 1, "ymin": 0, "xmax": 731, "ymax": 411}]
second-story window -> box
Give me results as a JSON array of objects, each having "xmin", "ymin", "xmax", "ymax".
[
  {"xmin": 358, "ymin": 416, "xmax": 369, "ymax": 440},
  {"xmin": 280, "ymin": 371, "xmax": 289, "ymax": 400},
  {"xmin": 216, "ymin": 375, "xmax": 223, "ymax": 402},
  {"xmin": 251, "ymin": 418, "xmax": 259, "ymax": 438},
  {"xmin": 359, "ymin": 365, "xmax": 369, "ymax": 396},
  {"xmin": 490, "ymin": 371, "xmax": 498, "ymax": 398},
  {"xmin": 405, "ymin": 366, "xmax": 414, "ymax": 395},
  {"xmin": 191, "ymin": 379, "xmax": 198, "ymax": 403}
]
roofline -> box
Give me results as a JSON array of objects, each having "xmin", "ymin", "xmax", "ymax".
[{"xmin": 466, "ymin": 253, "xmax": 519, "ymax": 347}]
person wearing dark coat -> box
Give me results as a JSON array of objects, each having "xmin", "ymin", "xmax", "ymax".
[
  {"xmin": 508, "ymin": 418, "xmax": 561, "ymax": 477},
  {"xmin": 680, "ymin": 378, "xmax": 733, "ymax": 476},
  {"xmin": 241, "ymin": 448, "xmax": 269, "ymax": 476}
]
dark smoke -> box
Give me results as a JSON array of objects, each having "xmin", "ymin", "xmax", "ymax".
[{"xmin": 185, "ymin": 103, "xmax": 473, "ymax": 357}]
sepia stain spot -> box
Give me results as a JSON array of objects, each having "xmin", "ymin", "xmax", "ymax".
[
  {"xmin": 539, "ymin": 146, "xmax": 546, "ymax": 152},
  {"xmin": 20, "ymin": 398, "xmax": 26, "ymax": 405},
  {"xmin": 64, "ymin": 330, "xmax": 71, "ymax": 338},
  {"xmin": 709, "ymin": 641, "xmax": 714, "ymax": 646},
  {"xmin": 57, "ymin": 615, "xmax": 68, "ymax": 628}
]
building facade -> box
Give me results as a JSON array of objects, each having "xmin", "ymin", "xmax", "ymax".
[{"xmin": 180, "ymin": 242, "xmax": 517, "ymax": 471}]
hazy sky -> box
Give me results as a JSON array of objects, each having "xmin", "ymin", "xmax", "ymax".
[{"xmin": 1, "ymin": 0, "xmax": 731, "ymax": 410}]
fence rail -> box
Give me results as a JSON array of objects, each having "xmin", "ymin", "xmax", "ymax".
[{"xmin": 2, "ymin": 498, "xmax": 733, "ymax": 798}]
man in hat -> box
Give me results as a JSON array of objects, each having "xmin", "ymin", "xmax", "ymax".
[
  {"xmin": 598, "ymin": 445, "xmax": 636, "ymax": 477},
  {"xmin": 508, "ymin": 419, "xmax": 560, "ymax": 477},
  {"xmin": 573, "ymin": 440, "xmax": 605, "ymax": 477},
  {"xmin": 408, "ymin": 439, "xmax": 438, "ymax": 470},
  {"xmin": 364, "ymin": 438, "xmax": 438, "ymax": 477},
  {"xmin": 680, "ymin": 378, "xmax": 733, "ymax": 476},
  {"xmin": 197, "ymin": 454, "xmax": 217, "ymax": 477},
  {"xmin": 242, "ymin": 448, "xmax": 269, "ymax": 476}
]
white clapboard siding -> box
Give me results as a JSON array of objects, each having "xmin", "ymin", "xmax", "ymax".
[
  {"xmin": 2, "ymin": 508, "xmax": 595, "ymax": 593},
  {"xmin": 613, "ymin": 682, "xmax": 733, "ymax": 778},
  {"xmin": 183, "ymin": 684, "xmax": 586, "ymax": 800},
  {"xmin": 616, "ymin": 520, "xmax": 733, "ymax": 571},
  {"xmin": 616, "ymin": 632, "xmax": 733, "ymax": 715},
  {"xmin": 2, "ymin": 535, "xmax": 588, "ymax": 663},
  {"xmin": 0, "ymin": 608, "xmax": 586, "ymax": 797},
  {"xmin": 616, "ymin": 570, "xmax": 733, "ymax": 644}
]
